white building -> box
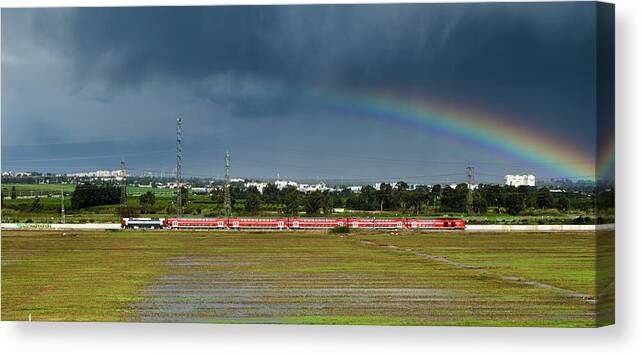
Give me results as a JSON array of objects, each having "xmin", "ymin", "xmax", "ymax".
[
  {"xmin": 374, "ymin": 182, "xmax": 398, "ymax": 190},
  {"xmin": 448, "ymin": 183, "xmax": 478, "ymax": 190},
  {"xmin": 346, "ymin": 186, "xmax": 362, "ymax": 193},
  {"xmin": 245, "ymin": 181, "xmax": 268, "ymax": 193},
  {"xmin": 191, "ymin": 187, "xmax": 210, "ymax": 195},
  {"xmin": 504, "ymin": 174, "xmax": 536, "ymax": 187},
  {"xmin": 68, "ymin": 169, "xmax": 123, "ymax": 179},
  {"xmin": 297, "ymin": 181, "xmax": 330, "ymax": 193},
  {"xmin": 274, "ymin": 180, "xmax": 299, "ymax": 190}
]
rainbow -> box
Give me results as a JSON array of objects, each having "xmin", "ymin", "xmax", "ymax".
[
  {"xmin": 308, "ymin": 90, "xmax": 605, "ymax": 180},
  {"xmin": 597, "ymin": 135, "xmax": 615, "ymax": 179}
]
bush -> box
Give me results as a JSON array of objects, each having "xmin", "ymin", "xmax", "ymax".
[
  {"xmin": 114, "ymin": 207, "xmax": 140, "ymax": 218},
  {"xmin": 204, "ymin": 209, "xmax": 218, "ymax": 217},
  {"xmin": 330, "ymin": 226, "xmax": 350, "ymax": 234},
  {"xmin": 572, "ymin": 216, "xmax": 594, "ymax": 225}
]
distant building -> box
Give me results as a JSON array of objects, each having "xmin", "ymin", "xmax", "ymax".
[
  {"xmin": 191, "ymin": 187, "xmax": 210, "ymax": 195},
  {"xmin": 374, "ymin": 182, "xmax": 398, "ymax": 190},
  {"xmin": 245, "ymin": 181, "xmax": 268, "ymax": 193},
  {"xmin": 297, "ymin": 181, "xmax": 331, "ymax": 193},
  {"xmin": 68, "ymin": 169, "xmax": 123, "ymax": 179},
  {"xmin": 274, "ymin": 180, "xmax": 299, "ymax": 190},
  {"xmin": 504, "ymin": 174, "xmax": 536, "ymax": 187},
  {"xmin": 346, "ymin": 186, "xmax": 362, "ymax": 193}
]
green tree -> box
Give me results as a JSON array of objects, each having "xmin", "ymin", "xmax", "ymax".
[
  {"xmin": 360, "ymin": 185, "xmax": 377, "ymax": 210},
  {"xmin": 440, "ymin": 184, "xmax": 468, "ymax": 212},
  {"xmin": 394, "ymin": 181, "xmax": 409, "ymax": 210},
  {"xmin": 209, "ymin": 187, "xmax": 224, "ymax": 213},
  {"xmin": 304, "ymin": 190, "xmax": 323, "ymax": 215},
  {"xmin": 321, "ymin": 191, "xmax": 334, "ymax": 215},
  {"xmin": 505, "ymin": 192, "xmax": 526, "ymax": 215},
  {"xmin": 376, "ymin": 183, "xmax": 394, "ymax": 211},
  {"xmin": 556, "ymin": 195, "xmax": 571, "ymax": 211},
  {"xmin": 536, "ymin": 187, "xmax": 553, "ymax": 209},
  {"xmin": 431, "ymin": 184, "xmax": 442, "ymax": 206},
  {"xmin": 262, "ymin": 183, "xmax": 280, "ymax": 204},
  {"xmin": 138, "ymin": 191, "xmax": 156, "ymax": 214},
  {"xmin": 71, "ymin": 183, "xmax": 120, "ymax": 209},
  {"xmin": 282, "ymin": 186, "xmax": 300, "ymax": 216},
  {"xmin": 11, "ymin": 186, "xmax": 17, "ymax": 200},
  {"xmin": 244, "ymin": 186, "xmax": 261, "ymax": 214},
  {"xmin": 481, "ymin": 184, "xmax": 502, "ymax": 207},
  {"xmin": 179, "ymin": 186, "xmax": 189, "ymax": 206},
  {"xmin": 472, "ymin": 191, "xmax": 488, "ymax": 214},
  {"xmin": 406, "ymin": 190, "xmax": 423, "ymax": 215}
]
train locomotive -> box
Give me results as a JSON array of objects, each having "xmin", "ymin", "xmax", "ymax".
[
  {"xmin": 121, "ymin": 218, "xmax": 165, "ymax": 229},
  {"xmin": 121, "ymin": 217, "xmax": 465, "ymax": 230}
]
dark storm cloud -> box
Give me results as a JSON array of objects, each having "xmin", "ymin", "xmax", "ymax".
[
  {"xmin": 1, "ymin": 3, "xmax": 602, "ymax": 180},
  {"xmin": 29, "ymin": 7, "xmax": 283, "ymax": 90},
  {"xmin": 26, "ymin": 4, "xmax": 594, "ymax": 92}
]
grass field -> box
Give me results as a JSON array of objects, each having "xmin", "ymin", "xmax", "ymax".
[
  {"xmin": 1, "ymin": 230, "xmax": 614, "ymax": 326},
  {"xmin": 1, "ymin": 183, "xmax": 76, "ymax": 193}
]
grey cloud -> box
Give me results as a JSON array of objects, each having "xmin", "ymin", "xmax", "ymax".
[{"xmin": 1, "ymin": 3, "xmax": 604, "ymax": 180}]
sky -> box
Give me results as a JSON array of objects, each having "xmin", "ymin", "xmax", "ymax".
[{"xmin": 1, "ymin": 3, "xmax": 612, "ymax": 185}]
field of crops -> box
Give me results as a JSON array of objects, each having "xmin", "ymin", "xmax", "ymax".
[{"xmin": 1, "ymin": 230, "xmax": 614, "ymax": 326}]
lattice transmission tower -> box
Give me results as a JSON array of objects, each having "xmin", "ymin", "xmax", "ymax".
[
  {"xmin": 176, "ymin": 117, "xmax": 183, "ymax": 217},
  {"xmin": 120, "ymin": 159, "xmax": 127, "ymax": 218},
  {"xmin": 60, "ymin": 186, "xmax": 65, "ymax": 224},
  {"xmin": 224, "ymin": 150, "xmax": 232, "ymax": 216},
  {"xmin": 466, "ymin": 165, "xmax": 474, "ymax": 213}
]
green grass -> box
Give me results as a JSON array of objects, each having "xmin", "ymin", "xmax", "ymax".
[
  {"xmin": 1, "ymin": 230, "xmax": 614, "ymax": 326},
  {"xmin": 2, "ymin": 183, "xmax": 76, "ymax": 193},
  {"xmin": 361, "ymin": 232, "xmax": 610, "ymax": 295},
  {"xmin": 125, "ymin": 186, "xmax": 175, "ymax": 196}
]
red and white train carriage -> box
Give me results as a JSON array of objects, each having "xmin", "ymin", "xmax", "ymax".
[{"xmin": 153, "ymin": 217, "xmax": 464, "ymax": 230}]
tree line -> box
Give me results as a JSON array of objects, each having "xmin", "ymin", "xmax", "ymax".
[
  {"xmin": 70, "ymin": 183, "xmax": 120, "ymax": 209},
  {"xmin": 207, "ymin": 181, "xmax": 610, "ymax": 216},
  {"xmin": 12, "ymin": 181, "xmax": 609, "ymax": 218}
]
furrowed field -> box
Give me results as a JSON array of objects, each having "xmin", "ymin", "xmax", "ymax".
[{"xmin": 1, "ymin": 230, "xmax": 614, "ymax": 326}]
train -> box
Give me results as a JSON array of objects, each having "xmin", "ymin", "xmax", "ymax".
[{"xmin": 121, "ymin": 217, "xmax": 465, "ymax": 230}]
